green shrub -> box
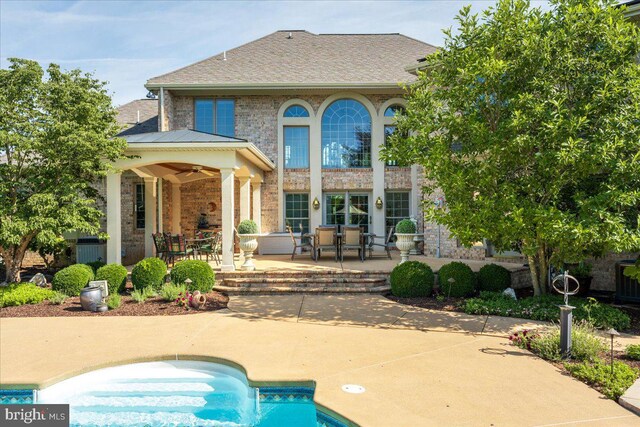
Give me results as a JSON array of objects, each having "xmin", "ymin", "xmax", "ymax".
[
  {"xmin": 52, "ymin": 264, "xmax": 94, "ymax": 296},
  {"xmin": 565, "ymin": 359, "xmax": 639, "ymax": 400},
  {"xmin": 529, "ymin": 322, "xmax": 605, "ymax": 362},
  {"xmin": 390, "ymin": 261, "xmax": 434, "ymax": 297},
  {"xmin": 160, "ymin": 282, "xmax": 186, "ymax": 302},
  {"xmin": 131, "ymin": 289, "xmax": 147, "ymax": 304},
  {"xmin": 477, "ymin": 264, "xmax": 511, "ymax": 292},
  {"xmin": 237, "ymin": 219, "xmax": 258, "ymax": 234},
  {"xmin": 170, "ymin": 260, "xmax": 215, "ymax": 293},
  {"xmin": 0, "ymin": 283, "xmax": 56, "ymax": 307},
  {"xmin": 626, "ymin": 344, "xmax": 640, "ymax": 361},
  {"xmin": 131, "ymin": 258, "xmax": 167, "ymax": 291},
  {"xmin": 463, "ymin": 292, "xmax": 631, "ymax": 330},
  {"xmin": 85, "ymin": 260, "xmax": 106, "ymax": 274},
  {"xmin": 106, "ymin": 293, "xmax": 121, "ymax": 309},
  {"xmin": 395, "ymin": 219, "xmax": 416, "ymax": 234},
  {"xmin": 143, "ymin": 286, "xmax": 157, "ymax": 298},
  {"xmin": 49, "ymin": 292, "xmax": 67, "ymax": 305},
  {"xmin": 437, "ymin": 262, "xmax": 476, "ymax": 297},
  {"xmin": 95, "ymin": 264, "xmax": 128, "ymax": 294}
]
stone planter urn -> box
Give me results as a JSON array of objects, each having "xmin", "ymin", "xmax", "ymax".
[
  {"xmin": 239, "ymin": 234, "xmax": 260, "ymax": 271},
  {"xmin": 395, "ymin": 234, "xmax": 415, "ymax": 264},
  {"xmin": 190, "ymin": 291, "xmax": 207, "ymax": 309}
]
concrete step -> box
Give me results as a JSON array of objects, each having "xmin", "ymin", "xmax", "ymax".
[{"xmin": 214, "ymin": 285, "xmax": 391, "ymax": 295}]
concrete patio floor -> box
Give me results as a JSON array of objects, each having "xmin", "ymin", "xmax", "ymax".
[{"xmin": 1, "ymin": 295, "xmax": 638, "ymax": 426}]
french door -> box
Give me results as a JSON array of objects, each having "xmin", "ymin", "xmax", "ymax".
[{"xmin": 324, "ymin": 193, "xmax": 370, "ymax": 232}]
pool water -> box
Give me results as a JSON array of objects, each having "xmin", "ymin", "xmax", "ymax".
[{"xmin": 34, "ymin": 361, "xmax": 346, "ymax": 427}]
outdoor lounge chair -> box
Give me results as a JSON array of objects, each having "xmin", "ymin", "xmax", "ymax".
[
  {"xmin": 369, "ymin": 226, "xmax": 395, "ymax": 259},
  {"xmin": 341, "ymin": 226, "xmax": 364, "ymax": 262},
  {"xmin": 287, "ymin": 225, "xmax": 314, "ymax": 261},
  {"xmin": 314, "ymin": 226, "xmax": 338, "ymax": 262},
  {"xmin": 164, "ymin": 233, "xmax": 193, "ymax": 267}
]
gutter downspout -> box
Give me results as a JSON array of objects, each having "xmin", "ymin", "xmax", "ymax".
[{"xmin": 159, "ymin": 86, "xmax": 164, "ymax": 131}]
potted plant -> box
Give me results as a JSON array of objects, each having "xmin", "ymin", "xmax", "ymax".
[
  {"xmin": 237, "ymin": 219, "xmax": 260, "ymax": 271},
  {"xmin": 395, "ymin": 219, "xmax": 417, "ymax": 264},
  {"xmin": 569, "ymin": 261, "xmax": 593, "ymax": 297}
]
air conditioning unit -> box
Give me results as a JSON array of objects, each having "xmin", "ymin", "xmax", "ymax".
[
  {"xmin": 76, "ymin": 237, "xmax": 107, "ymax": 264},
  {"xmin": 616, "ymin": 260, "xmax": 640, "ymax": 303}
]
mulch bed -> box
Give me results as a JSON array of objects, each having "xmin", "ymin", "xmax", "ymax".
[
  {"xmin": 385, "ymin": 294, "xmax": 466, "ymax": 313},
  {"xmin": 0, "ymin": 292, "xmax": 229, "ymax": 317}
]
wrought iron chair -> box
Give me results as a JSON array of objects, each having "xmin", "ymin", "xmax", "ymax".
[
  {"xmin": 287, "ymin": 225, "xmax": 314, "ymax": 261},
  {"xmin": 198, "ymin": 232, "xmax": 221, "ymax": 265},
  {"xmin": 152, "ymin": 232, "xmax": 167, "ymax": 261},
  {"xmin": 341, "ymin": 226, "xmax": 364, "ymax": 262},
  {"xmin": 314, "ymin": 226, "xmax": 338, "ymax": 262},
  {"xmin": 369, "ymin": 226, "xmax": 395, "ymax": 259},
  {"xmin": 164, "ymin": 233, "xmax": 193, "ymax": 267}
]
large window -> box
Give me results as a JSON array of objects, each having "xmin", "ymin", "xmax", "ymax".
[
  {"xmin": 321, "ymin": 99, "xmax": 371, "ymax": 168},
  {"xmin": 384, "ymin": 125, "xmax": 398, "ymax": 167},
  {"xmin": 194, "ymin": 99, "xmax": 235, "ymax": 136},
  {"xmin": 284, "ymin": 126, "xmax": 309, "ymax": 168},
  {"xmin": 324, "ymin": 193, "xmax": 370, "ymax": 233},
  {"xmin": 385, "ymin": 192, "xmax": 410, "ymax": 231},
  {"xmin": 285, "ymin": 193, "xmax": 310, "ymax": 234},
  {"xmin": 284, "ymin": 105, "xmax": 309, "ymax": 117},
  {"xmin": 135, "ymin": 183, "xmax": 145, "ymax": 229}
]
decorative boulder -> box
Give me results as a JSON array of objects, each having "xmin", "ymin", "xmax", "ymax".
[
  {"xmin": 503, "ymin": 288, "xmax": 517, "ymax": 300},
  {"xmin": 29, "ymin": 273, "xmax": 48, "ymax": 288}
]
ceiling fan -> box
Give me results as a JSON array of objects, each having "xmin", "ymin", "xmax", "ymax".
[{"xmin": 176, "ymin": 165, "xmax": 215, "ymax": 177}]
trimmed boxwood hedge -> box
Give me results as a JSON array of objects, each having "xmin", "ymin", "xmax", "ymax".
[
  {"xmin": 52, "ymin": 264, "xmax": 95, "ymax": 296},
  {"xmin": 170, "ymin": 260, "xmax": 215, "ymax": 293},
  {"xmin": 85, "ymin": 260, "xmax": 106, "ymax": 274},
  {"xmin": 437, "ymin": 261, "xmax": 476, "ymax": 297},
  {"xmin": 477, "ymin": 263, "xmax": 511, "ymax": 292},
  {"xmin": 390, "ymin": 261, "xmax": 434, "ymax": 297},
  {"xmin": 237, "ymin": 219, "xmax": 258, "ymax": 234},
  {"xmin": 131, "ymin": 257, "xmax": 167, "ymax": 291},
  {"xmin": 395, "ymin": 219, "xmax": 416, "ymax": 234},
  {"xmin": 95, "ymin": 263, "xmax": 129, "ymax": 294}
]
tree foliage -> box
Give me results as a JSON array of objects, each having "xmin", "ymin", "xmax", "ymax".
[
  {"xmin": 0, "ymin": 58, "xmax": 127, "ymax": 282},
  {"xmin": 384, "ymin": 0, "xmax": 640, "ymax": 295}
]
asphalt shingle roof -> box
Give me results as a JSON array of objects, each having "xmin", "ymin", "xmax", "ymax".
[
  {"xmin": 116, "ymin": 98, "xmax": 158, "ymax": 136},
  {"xmin": 146, "ymin": 30, "xmax": 437, "ymax": 87}
]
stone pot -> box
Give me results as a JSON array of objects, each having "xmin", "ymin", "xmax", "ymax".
[
  {"xmin": 190, "ymin": 291, "xmax": 207, "ymax": 309},
  {"xmin": 80, "ymin": 286, "xmax": 103, "ymax": 312},
  {"xmin": 395, "ymin": 234, "xmax": 415, "ymax": 264},
  {"xmin": 239, "ymin": 234, "xmax": 260, "ymax": 271}
]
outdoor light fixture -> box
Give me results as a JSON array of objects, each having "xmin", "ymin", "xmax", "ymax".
[
  {"xmin": 375, "ymin": 197, "xmax": 383, "ymax": 209},
  {"xmin": 606, "ymin": 328, "xmax": 620, "ymax": 376},
  {"xmin": 312, "ymin": 197, "xmax": 320, "ymax": 210}
]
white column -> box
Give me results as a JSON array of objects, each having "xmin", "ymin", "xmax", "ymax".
[
  {"xmin": 171, "ymin": 183, "xmax": 182, "ymax": 234},
  {"xmin": 309, "ymin": 120, "xmax": 322, "ymax": 231},
  {"xmin": 144, "ymin": 177, "xmax": 158, "ymax": 258},
  {"xmin": 372, "ymin": 117, "xmax": 386, "ymax": 248},
  {"xmin": 238, "ymin": 176, "xmax": 251, "ymax": 222},
  {"xmin": 106, "ymin": 173, "xmax": 122, "ymax": 264},
  {"xmin": 220, "ymin": 168, "xmax": 236, "ymax": 271},
  {"xmin": 157, "ymin": 178, "xmax": 163, "ymax": 232},
  {"xmin": 252, "ymin": 181, "xmax": 262, "ymax": 232}
]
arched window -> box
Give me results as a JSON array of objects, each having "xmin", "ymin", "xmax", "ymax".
[
  {"xmin": 283, "ymin": 105, "xmax": 310, "ymax": 118},
  {"xmin": 384, "ymin": 104, "xmax": 405, "ymax": 117},
  {"xmin": 321, "ymin": 99, "xmax": 371, "ymax": 168}
]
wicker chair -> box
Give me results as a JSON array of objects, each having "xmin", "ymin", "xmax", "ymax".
[
  {"xmin": 287, "ymin": 226, "xmax": 314, "ymax": 261},
  {"xmin": 369, "ymin": 226, "xmax": 395, "ymax": 259},
  {"xmin": 314, "ymin": 226, "xmax": 338, "ymax": 262},
  {"xmin": 341, "ymin": 226, "xmax": 364, "ymax": 262}
]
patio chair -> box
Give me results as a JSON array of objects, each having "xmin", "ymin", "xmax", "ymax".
[
  {"xmin": 314, "ymin": 226, "xmax": 338, "ymax": 262},
  {"xmin": 369, "ymin": 226, "xmax": 395, "ymax": 260},
  {"xmin": 152, "ymin": 232, "xmax": 167, "ymax": 261},
  {"xmin": 287, "ymin": 226, "xmax": 314, "ymax": 261},
  {"xmin": 164, "ymin": 233, "xmax": 193, "ymax": 267},
  {"xmin": 341, "ymin": 226, "xmax": 364, "ymax": 262},
  {"xmin": 198, "ymin": 232, "xmax": 221, "ymax": 265}
]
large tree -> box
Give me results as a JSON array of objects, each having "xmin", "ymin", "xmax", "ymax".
[
  {"xmin": 384, "ymin": 0, "xmax": 640, "ymax": 295},
  {"xmin": 0, "ymin": 59, "xmax": 127, "ymax": 283}
]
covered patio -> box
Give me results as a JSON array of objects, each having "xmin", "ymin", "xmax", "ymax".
[{"xmin": 105, "ymin": 130, "xmax": 275, "ymax": 271}]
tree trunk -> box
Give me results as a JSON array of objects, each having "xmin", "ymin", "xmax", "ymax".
[
  {"xmin": 1, "ymin": 233, "xmax": 36, "ymax": 283},
  {"xmin": 527, "ymin": 250, "xmax": 549, "ymax": 297},
  {"xmin": 527, "ymin": 254, "xmax": 542, "ymax": 296}
]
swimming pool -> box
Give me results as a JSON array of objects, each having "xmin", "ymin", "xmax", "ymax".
[{"xmin": 31, "ymin": 360, "xmax": 349, "ymax": 427}]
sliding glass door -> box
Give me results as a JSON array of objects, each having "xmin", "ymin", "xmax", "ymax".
[{"xmin": 324, "ymin": 193, "xmax": 370, "ymax": 232}]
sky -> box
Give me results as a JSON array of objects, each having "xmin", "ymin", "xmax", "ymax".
[{"xmin": 1, "ymin": 0, "xmax": 549, "ymax": 106}]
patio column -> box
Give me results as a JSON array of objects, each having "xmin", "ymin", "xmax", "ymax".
[
  {"xmin": 157, "ymin": 178, "xmax": 163, "ymax": 232},
  {"xmin": 251, "ymin": 180, "xmax": 262, "ymax": 232},
  {"xmin": 144, "ymin": 177, "xmax": 158, "ymax": 258},
  {"xmin": 106, "ymin": 172, "xmax": 122, "ymax": 264},
  {"xmin": 238, "ymin": 176, "xmax": 251, "ymax": 222},
  {"xmin": 220, "ymin": 168, "xmax": 235, "ymax": 271},
  {"xmin": 171, "ymin": 183, "xmax": 182, "ymax": 234}
]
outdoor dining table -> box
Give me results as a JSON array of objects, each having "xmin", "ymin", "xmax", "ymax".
[
  {"xmin": 302, "ymin": 231, "xmax": 376, "ymax": 260},
  {"xmin": 185, "ymin": 237, "xmax": 214, "ymax": 259}
]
